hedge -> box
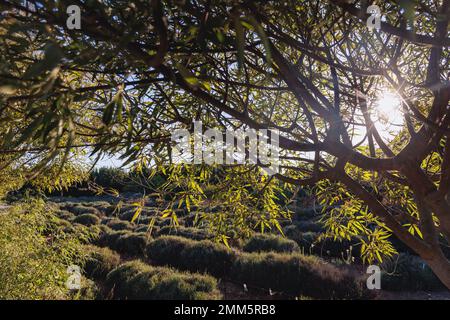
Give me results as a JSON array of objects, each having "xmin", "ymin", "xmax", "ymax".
[
  {"xmin": 64, "ymin": 205, "xmax": 101, "ymax": 217},
  {"xmin": 73, "ymin": 214, "xmax": 101, "ymax": 226},
  {"xmin": 243, "ymin": 233, "xmax": 300, "ymax": 253},
  {"xmin": 232, "ymin": 252, "xmax": 367, "ymax": 299},
  {"xmin": 381, "ymin": 254, "xmax": 445, "ymax": 291},
  {"xmin": 107, "ymin": 219, "xmax": 134, "ymax": 231},
  {"xmin": 157, "ymin": 225, "xmax": 210, "ymax": 240},
  {"xmin": 83, "ymin": 245, "xmax": 121, "ymax": 280},
  {"xmin": 146, "ymin": 236, "xmax": 236, "ymax": 277},
  {"xmin": 105, "ymin": 260, "xmax": 221, "ymax": 300}
]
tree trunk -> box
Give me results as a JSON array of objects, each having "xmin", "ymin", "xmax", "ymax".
[{"xmin": 420, "ymin": 252, "xmax": 450, "ymax": 290}]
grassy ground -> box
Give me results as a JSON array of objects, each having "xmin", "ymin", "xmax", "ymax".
[{"xmin": 2, "ymin": 196, "xmax": 447, "ymax": 300}]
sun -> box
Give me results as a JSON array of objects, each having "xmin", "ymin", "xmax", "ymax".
[{"xmin": 373, "ymin": 91, "xmax": 404, "ymax": 140}]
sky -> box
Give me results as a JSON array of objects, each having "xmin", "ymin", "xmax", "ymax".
[{"xmin": 93, "ymin": 154, "xmax": 124, "ymax": 168}]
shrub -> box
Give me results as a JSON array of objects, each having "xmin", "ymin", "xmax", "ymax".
[
  {"xmin": 134, "ymin": 224, "xmax": 160, "ymax": 235},
  {"xmin": 180, "ymin": 213, "xmax": 198, "ymax": 227},
  {"xmin": 115, "ymin": 233, "xmax": 149, "ymax": 256},
  {"xmin": 90, "ymin": 201, "xmax": 111, "ymax": 209},
  {"xmin": 107, "ymin": 219, "xmax": 133, "ymax": 231},
  {"xmin": 58, "ymin": 202, "xmax": 75, "ymax": 210},
  {"xmin": 0, "ymin": 199, "xmax": 89, "ymax": 299},
  {"xmin": 101, "ymin": 216, "xmax": 114, "ymax": 225},
  {"xmin": 158, "ymin": 225, "xmax": 209, "ymax": 240},
  {"xmin": 292, "ymin": 207, "xmax": 318, "ymax": 221},
  {"xmin": 73, "ymin": 213, "xmax": 101, "ymax": 226},
  {"xmin": 381, "ymin": 254, "xmax": 445, "ymax": 291},
  {"xmin": 64, "ymin": 223, "xmax": 101, "ymax": 245},
  {"xmin": 134, "ymin": 224, "xmax": 148, "ymax": 232},
  {"xmin": 232, "ymin": 252, "xmax": 366, "ymax": 299},
  {"xmin": 146, "ymin": 236, "xmax": 236, "ymax": 277},
  {"xmin": 139, "ymin": 215, "xmax": 172, "ymax": 227},
  {"xmin": 313, "ymin": 238, "xmax": 358, "ymax": 259},
  {"xmin": 146, "ymin": 236, "xmax": 191, "ymax": 266},
  {"xmin": 90, "ymin": 202, "xmax": 113, "ymax": 215},
  {"xmin": 284, "ymin": 226, "xmax": 357, "ymax": 258},
  {"xmin": 69, "ymin": 277, "xmax": 100, "ymax": 300},
  {"xmin": 105, "ymin": 260, "xmax": 221, "ymax": 300},
  {"xmin": 55, "ymin": 218, "xmax": 72, "ymax": 229},
  {"xmin": 84, "ymin": 245, "xmax": 121, "ymax": 280},
  {"xmin": 296, "ymin": 232, "xmax": 318, "ymax": 253},
  {"xmin": 97, "ymin": 230, "xmax": 130, "ymax": 248},
  {"xmin": 98, "ymin": 224, "xmax": 113, "ymax": 235},
  {"xmin": 91, "ymin": 167, "xmax": 128, "ymax": 192},
  {"xmin": 243, "ymin": 234, "xmax": 300, "ymax": 253},
  {"xmin": 66, "ymin": 205, "xmax": 101, "ymax": 217},
  {"xmin": 283, "ymin": 226, "xmax": 318, "ymax": 246},
  {"xmin": 293, "ymin": 220, "xmax": 324, "ymax": 233},
  {"xmin": 103, "ymin": 204, "xmax": 118, "ymax": 216},
  {"xmin": 55, "ymin": 210, "xmax": 75, "ymax": 221},
  {"xmin": 181, "ymin": 241, "xmax": 236, "ymax": 277},
  {"xmin": 119, "ymin": 209, "xmax": 140, "ymax": 221}
]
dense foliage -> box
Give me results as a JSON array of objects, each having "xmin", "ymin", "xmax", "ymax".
[{"xmin": 0, "ymin": 199, "xmax": 91, "ymax": 299}]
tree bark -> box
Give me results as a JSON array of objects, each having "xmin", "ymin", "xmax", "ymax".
[{"xmin": 420, "ymin": 251, "xmax": 450, "ymax": 290}]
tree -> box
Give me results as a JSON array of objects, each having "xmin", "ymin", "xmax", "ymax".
[{"xmin": 0, "ymin": 0, "xmax": 450, "ymax": 288}]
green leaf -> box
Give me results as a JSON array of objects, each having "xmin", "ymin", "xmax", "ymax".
[
  {"xmin": 176, "ymin": 63, "xmax": 200, "ymax": 88},
  {"xmin": 102, "ymin": 101, "xmax": 115, "ymax": 125},
  {"xmin": 131, "ymin": 207, "xmax": 142, "ymax": 223},
  {"xmin": 23, "ymin": 42, "xmax": 63, "ymax": 79}
]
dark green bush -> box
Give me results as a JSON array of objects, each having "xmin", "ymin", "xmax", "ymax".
[
  {"xmin": 107, "ymin": 219, "xmax": 133, "ymax": 231},
  {"xmin": 68, "ymin": 224, "xmax": 101, "ymax": 244},
  {"xmin": 55, "ymin": 210, "xmax": 75, "ymax": 221},
  {"xmin": 313, "ymin": 238, "xmax": 358, "ymax": 259},
  {"xmin": 98, "ymin": 224, "xmax": 113, "ymax": 235},
  {"xmin": 283, "ymin": 226, "xmax": 318, "ymax": 247},
  {"xmin": 105, "ymin": 260, "xmax": 143, "ymax": 298},
  {"xmin": 118, "ymin": 209, "xmax": 140, "ymax": 222},
  {"xmin": 134, "ymin": 224, "xmax": 160, "ymax": 234},
  {"xmin": 232, "ymin": 252, "xmax": 366, "ymax": 299},
  {"xmin": 381, "ymin": 254, "xmax": 445, "ymax": 291},
  {"xmin": 146, "ymin": 236, "xmax": 236, "ymax": 277},
  {"xmin": 91, "ymin": 202, "xmax": 113, "ymax": 215},
  {"xmin": 181, "ymin": 240, "xmax": 236, "ymax": 277},
  {"xmin": 134, "ymin": 224, "xmax": 149, "ymax": 233},
  {"xmin": 293, "ymin": 220, "xmax": 324, "ymax": 233},
  {"xmin": 146, "ymin": 236, "xmax": 191, "ymax": 266},
  {"xmin": 90, "ymin": 201, "xmax": 111, "ymax": 209},
  {"xmin": 157, "ymin": 225, "xmax": 209, "ymax": 240},
  {"xmin": 103, "ymin": 204, "xmax": 118, "ymax": 216},
  {"xmin": 73, "ymin": 214, "xmax": 101, "ymax": 226},
  {"xmin": 97, "ymin": 230, "xmax": 130, "ymax": 248},
  {"xmin": 243, "ymin": 234, "xmax": 300, "ymax": 253},
  {"xmin": 101, "ymin": 216, "xmax": 114, "ymax": 225},
  {"xmin": 97, "ymin": 229, "xmax": 148, "ymax": 257},
  {"xmin": 291, "ymin": 208, "xmax": 318, "ymax": 221},
  {"xmin": 66, "ymin": 205, "xmax": 101, "ymax": 217},
  {"xmin": 105, "ymin": 260, "xmax": 221, "ymax": 300},
  {"xmin": 91, "ymin": 167, "xmax": 128, "ymax": 192},
  {"xmin": 84, "ymin": 245, "xmax": 121, "ymax": 280},
  {"xmin": 296, "ymin": 232, "xmax": 318, "ymax": 252},
  {"xmin": 180, "ymin": 213, "xmax": 198, "ymax": 227},
  {"xmin": 55, "ymin": 218, "xmax": 72, "ymax": 229},
  {"xmin": 139, "ymin": 215, "xmax": 172, "ymax": 227},
  {"xmin": 72, "ymin": 277, "xmax": 100, "ymax": 300},
  {"xmin": 283, "ymin": 225, "xmax": 357, "ymax": 258},
  {"xmin": 115, "ymin": 232, "xmax": 149, "ymax": 256}
]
